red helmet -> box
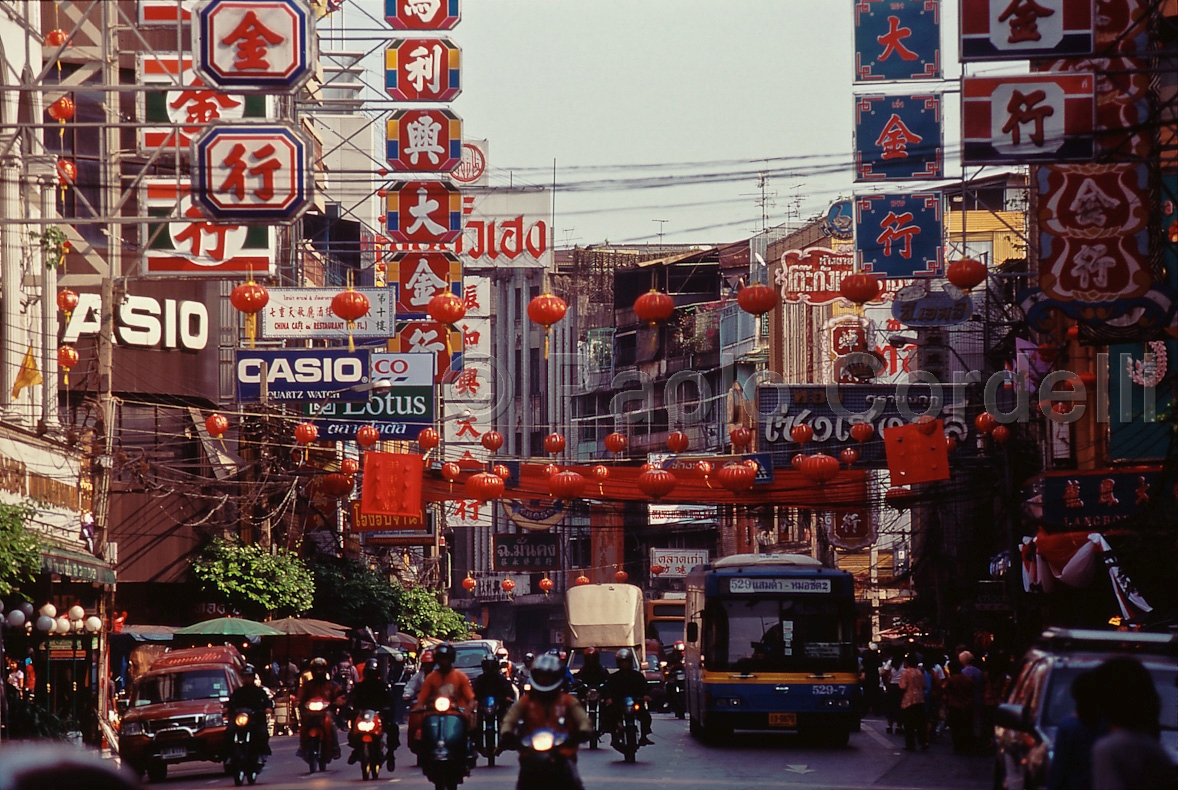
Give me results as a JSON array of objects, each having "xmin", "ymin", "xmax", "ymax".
[
  {"xmin": 584, "ymin": 647, "xmax": 598, "ymax": 656},
  {"xmin": 674, "ymin": 641, "xmax": 686, "ymax": 652},
  {"xmin": 420, "ymin": 650, "xmax": 435, "ymax": 664}
]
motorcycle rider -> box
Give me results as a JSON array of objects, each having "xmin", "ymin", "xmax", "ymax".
[
  {"xmin": 501, "ymin": 653, "xmax": 592, "ymax": 790},
  {"xmin": 402, "ymin": 649, "xmax": 434, "ymax": 705},
  {"xmin": 547, "ymin": 648, "xmax": 576, "ymax": 690},
  {"xmin": 416, "ymin": 642, "xmax": 475, "ymax": 718},
  {"xmin": 518, "ymin": 652, "xmax": 535, "ymax": 687},
  {"xmin": 574, "ymin": 647, "xmax": 610, "ymax": 689},
  {"xmin": 226, "ymin": 665, "xmax": 273, "ymax": 758},
  {"xmin": 603, "ymin": 647, "xmax": 653, "ymax": 746},
  {"xmin": 297, "ymin": 657, "xmax": 344, "ymax": 761},
  {"xmin": 348, "ymin": 657, "xmax": 399, "ymax": 772},
  {"xmin": 471, "ymin": 656, "xmax": 516, "ymax": 754}
]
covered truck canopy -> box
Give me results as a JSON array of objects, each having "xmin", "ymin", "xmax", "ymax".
[{"xmin": 565, "ymin": 583, "xmax": 645, "ymax": 658}]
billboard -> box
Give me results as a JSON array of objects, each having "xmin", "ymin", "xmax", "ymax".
[
  {"xmin": 234, "ymin": 348, "xmax": 371, "ymax": 402},
  {"xmin": 261, "ymin": 288, "xmax": 395, "ymax": 340}
]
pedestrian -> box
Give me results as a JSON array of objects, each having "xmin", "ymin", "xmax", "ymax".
[
  {"xmin": 922, "ymin": 653, "xmax": 942, "ymax": 744},
  {"xmin": 959, "ymin": 650, "xmax": 984, "ymax": 741},
  {"xmin": 898, "ymin": 653, "xmax": 928, "ymax": 752},
  {"xmin": 943, "ymin": 658, "xmax": 976, "ymax": 754},
  {"xmin": 861, "ymin": 645, "xmax": 883, "ymax": 715},
  {"xmin": 883, "ymin": 650, "xmax": 904, "ymax": 735},
  {"xmin": 1046, "ymin": 670, "xmax": 1103, "ymax": 790},
  {"xmin": 1090, "ymin": 657, "xmax": 1174, "ymax": 790},
  {"xmin": 6, "ymin": 659, "xmax": 23, "ymax": 697}
]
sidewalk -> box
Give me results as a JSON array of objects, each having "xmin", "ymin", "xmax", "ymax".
[{"xmin": 860, "ymin": 717, "xmax": 994, "ymax": 789}]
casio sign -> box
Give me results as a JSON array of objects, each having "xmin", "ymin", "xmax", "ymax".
[
  {"xmin": 61, "ymin": 293, "xmax": 209, "ymax": 351},
  {"xmin": 236, "ymin": 356, "xmax": 364, "ymax": 385}
]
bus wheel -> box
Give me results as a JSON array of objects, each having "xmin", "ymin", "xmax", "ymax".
[
  {"xmin": 702, "ymin": 722, "xmax": 731, "ymax": 745},
  {"xmin": 688, "ymin": 717, "xmax": 702, "ymax": 740}
]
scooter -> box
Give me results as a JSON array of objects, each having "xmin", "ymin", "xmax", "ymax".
[
  {"xmin": 515, "ymin": 728, "xmax": 580, "ymax": 790},
  {"xmin": 475, "ymin": 696, "xmax": 500, "ymax": 767},
  {"xmin": 665, "ymin": 667, "xmax": 686, "ymax": 719},
  {"xmin": 613, "ymin": 697, "xmax": 642, "ymax": 763},
  {"xmin": 349, "ymin": 709, "xmax": 384, "ymax": 781},
  {"xmin": 418, "ymin": 696, "xmax": 470, "ymax": 790},
  {"xmin": 300, "ymin": 697, "xmax": 336, "ymax": 773},
  {"xmin": 576, "ymin": 685, "xmax": 603, "ymax": 750},
  {"xmin": 226, "ymin": 708, "xmax": 265, "ymax": 786}
]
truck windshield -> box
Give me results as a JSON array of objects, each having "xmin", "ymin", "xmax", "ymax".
[
  {"xmin": 704, "ymin": 597, "xmax": 855, "ymax": 673},
  {"xmin": 133, "ymin": 669, "xmax": 230, "ymax": 706}
]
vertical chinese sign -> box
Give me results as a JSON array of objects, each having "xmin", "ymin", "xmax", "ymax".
[
  {"xmin": 853, "ymin": 0, "xmax": 942, "ymax": 83},
  {"xmin": 855, "ymin": 193, "xmax": 943, "ymax": 278},
  {"xmin": 854, "ymin": 94, "xmax": 943, "ymax": 181}
]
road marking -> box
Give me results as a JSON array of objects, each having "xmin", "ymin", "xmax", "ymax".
[
  {"xmin": 785, "ymin": 764, "xmax": 814, "ymax": 774},
  {"xmin": 861, "ymin": 721, "xmax": 894, "ymax": 749}
]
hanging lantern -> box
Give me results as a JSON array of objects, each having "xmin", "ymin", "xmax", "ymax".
[
  {"xmin": 548, "ymin": 470, "xmax": 586, "ymax": 500},
  {"xmin": 885, "ymin": 486, "xmax": 919, "ymax": 511},
  {"xmin": 56, "ymin": 288, "xmax": 79, "ymax": 321},
  {"xmin": 716, "ymin": 462, "xmax": 755, "ymax": 492},
  {"xmin": 230, "ymin": 279, "xmax": 269, "ymax": 347},
  {"xmin": 527, "ymin": 293, "xmax": 568, "ymax": 328},
  {"xmin": 427, "ymin": 291, "xmax": 466, "ymax": 326},
  {"xmin": 501, "ymin": 578, "xmax": 515, "ymax": 593},
  {"xmin": 341, "ymin": 458, "xmax": 360, "ymax": 476},
  {"xmin": 417, "ymin": 427, "xmax": 440, "ymax": 451},
  {"xmin": 538, "ymin": 576, "xmax": 554, "ymax": 594},
  {"xmin": 849, "ymin": 422, "xmax": 875, "ymax": 443},
  {"xmin": 492, "ymin": 464, "xmax": 511, "ymax": 481},
  {"xmin": 637, "ymin": 468, "xmax": 677, "ymax": 500},
  {"xmin": 839, "ymin": 273, "xmax": 882, "ymax": 305},
  {"xmin": 913, "ymin": 415, "xmax": 937, "ymax": 435},
  {"xmin": 801, "ymin": 453, "xmax": 840, "ymax": 483},
  {"xmin": 790, "ymin": 424, "xmax": 814, "ymax": 444},
  {"xmin": 946, "ymin": 258, "xmax": 988, "ymax": 292},
  {"xmin": 666, "ymin": 431, "xmax": 689, "ymax": 454},
  {"xmin": 1067, "ymin": 324, "xmax": 1080, "ymax": 340},
  {"xmin": 974, "ymin": 412, "xmax": 997, "ymax": 435},
  {"xmin": 322, "ymin": 472, "xmax": 354, "ymax": 498},
  {"xmin": 331, "ymin": 284, "xmax": 371, "ymax": 353},
  {"xmin": 294, "ymin": 422, "xmax": 318, "ymax": 445},
  {"xmin": 205, "ymin": 413, "xmax": 228, "ymax": 439},
  {"xmin": 574, "ymin": 574, "xmax": 591, "ymax": 586},
  {"xmin": 991, "ymin": 425, "xmax": 1011, "ymax": 444},
  {"xmin": 729, "ymin": 426, "xmax": 753, "ymax": 449},
  {"xmin": 47, "ymin": 96, "xmax": 75, "ymax": 121},
  {"xmin": 356, "ymin": 425, "xmax": 380, "ymax": 449},
  {"xmin": 736, "ymin": 283, "xmax": 778, "ymax": 316},
  {"xmin": 45, "ymin": 28, "xmax": 69, "ymax": 48},
  {"xmin": 614, "ymin": 569, "xmax": 629, "ymax": 583},
  {"xmin": 604, "ymin": 432, "xmax": 627, "ymax": 454},
  {"xmin": 589, "ymin": 464, "xmax": 610, "ymax": 483},
  {"xmin": 650, "ymin": 564, "xmax": 666, "ymax": 576},
  {"xmin": 462, "ymin": 575, "xmax": 477, "ymax": 592},
  {"xmin": 543, "ymin": 463, "xmax": 559, "ymax": 478},
  {"xmin": 791, "ymin": 454, "xmax": 806, "ymax": 470},
  {"xmin": 543, "ymin": 432, "xmax": 566, "ymax": 455},
  {"xmin": 56, "ymin": 158, "xmax": 77, "ymax": 187},
  {"xmin": 945, "ymin": 434, "xmax": 958, "ymax": 452},
  {"xmin": 839, "ymin": 447, "xmax": 860, "ymax": 466},
  {"xmin": 633, "ymin": 289, "xmax": 675, "ymax": 326},
  {"xmin": 57, "ymin": 344, "xmax": 78, "ymax": 388},
  {"xmin": 695, "ymin": 460, "xmax": 713, "ymax": 479},
  {"xmin": 466, "ymin": 472, "xmax": 505, "ymax": 501},
  {"xmin": 441, "ymin": 462, "xmax": 462, "ymax": 482},
  {"xmin": 480, "ymin": 430, "xmax": 504, "ymax": 452}
]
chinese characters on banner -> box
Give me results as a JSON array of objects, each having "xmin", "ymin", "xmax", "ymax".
[
  {"xmin": 261, "ymin": 288, "xmax": 395, "ymax": 340},
  {"xmin": 193, "ymin": 0, "xmax": 317, "ymax": 91},
  {"xmin": 192, "ymin": 124, "xmax": 312, "ymax": 221},
  {"xmin": 388, "ymin": 251, "xmax": 462, "ymax": 318},
  {"xmin": 385, "ymin": 0, "xmax": 461, "ymax": 30},
  {"xmin": 960, "ymin": 0, "xmax": 1093, "ymax": 60},
  {"xmin": 443, "ymin": 276, "xmax": 492, "ymax": 463},
  {"xmin": 386, "ymin": 109, "xmax": 463, "ymax": 173},
  {"xmin": 821, "ymin": 315, "xmax": 871, "ymax": 384},
  {"xmin": 962, "ymin": 73, "xmax": 1095, "ymax": 164},
  {"xmin": 385, "ymin": 180, "xmax": 464, "ymax": 244},
  {"xmin": 820, "ymin": 478, "xmax": 879, "ymax": 551},
  {"xmin": 393, "ymin": 321, "xmax": 462, "ymax": 384},
  {"xmin": 854, "ymin": 94, "xmax": 943, "ymax": 181},
  {"xmin": 855, "ymin": 193, "xmax": 943, "ymax": 278},
  {"xmin": 384, "ymin": 38, "xmax": 461, "ymax": 101},
  {"xmin": 853, "ymin": 0, "xmax": 942, "ymax": 82}
]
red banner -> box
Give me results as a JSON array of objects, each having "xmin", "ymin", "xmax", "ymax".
[{"xmin": 360, "ymin": 452, "xmax": 424, "ymax": 518}]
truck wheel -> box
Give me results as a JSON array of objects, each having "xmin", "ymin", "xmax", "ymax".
[{"xmin": 147, "ymin": 762, "xmax": 167, "ymax": 783}]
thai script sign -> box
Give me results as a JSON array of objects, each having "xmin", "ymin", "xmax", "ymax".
[
  {"xmin": 775, "ymin": 247, "xmax": 903, "ymax": 305},
  {"xmin": 650, "ymin": 548, "xmax": 710, "ymax": 577},
  {"xmin": 455, "ymin": 189, "xmax": 552, "ymax": 270},
  {"xmin": 728, "ymin": 578, "xmax": 831, "ymax": 594},
  {"xmin": 495, "ymin": 533, "xmax": 560, "ymax": 572}
]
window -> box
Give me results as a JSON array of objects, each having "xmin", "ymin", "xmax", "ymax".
[
  {"xmin": 514, "ymin": 349, "xmax": 522, "ymax": 396},
  {"xmin": 514, "ymin": 288, "xmax": 521, "ymax": 320},
  {"xmin": 133, "ymin": 669, "xmax": 231, "ymax": 706},
  {"xmin": 702, "ymin": 596, "xmax": 855, "ymax": 673},
  {"xmin": 529, "ymin": 348, "xmax": 542, "ymax": 395}
]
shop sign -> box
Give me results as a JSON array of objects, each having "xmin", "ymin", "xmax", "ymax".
[
  {"xmin": 384, "ymin": 38, "xmax": 461, "ymax": 101},
  {"xmin": 450, "ymin": 140, "xmax": 487, "ymax": 185},
  {"xmin": 494, "ymin": 533, "xmax": 559, "ymax": 572},
  {"xmin": 349, "ymin": 500, "xmax": 426, "ymax": 532},
  {"xmin": 304, "ymin": 387, "xmax": 434, "ymax": 439},
  {"xmin": 1026, "ymin": 466, "xmax": 1170, "ymax": 530},
  {"xmin": 192, "ymin": 124, "xmax": 312, "ymax": 222},
  {"xmin": 960, "ymin": 0, "xmax": 1093, "ymax": 61},
  {"xmin": 774, "ymin": 247, "xmax": 903, "ymax": 305},
  {"xmin": 136, "ymin": 55, "xmax": 263, "ymax": 155},
  {"xmin": 385, "ymin": 0, "xmax": 460, "ymax": 30},
  {"xmin": 261, "ymin": 288, "xmax": 394, "ymax": 340},
  {"xmin": 475, "ymin": 573, "xmax": 531, "ymax": 600},
  {"xmin": 648, "ymin": 453, "xmax": 774, "ymax": 485},
  {"xmin": 820, "ymin": 489, "xmax": 878, "ymax": 551},
  {"xmin": 234, "ymin": 348, "xmax": 370, "ymax": 402},
  {"xmin": 648, "ymin": 505, "xmax": 717, "ymax": 525},
  {"xmin": 386, "ymin": 108, "xmax": 463, "ymax": 173},
  {"xmin": 385, "ymin": 181, "xmax": 464, "ymax": 244},
  {"xmin": 854, "ymin": 0, "xmax": 942, "ymax": 82},
  {"xmin": 502, "ymin": 498, "xmax": 568, "ymax": 531},
  {"xmin": 61, "ymin": 292, "xmax": 209, "ymax": 351},
  {"xmin": 392, "ymin": 321, "xmax": 461, "ymax": 383},
  {"xmin": 194, "ymin": 0, "xmax": 316, "ymax": 91},
  {"xmin": 962, "ymin": 74, "xmax": 1095, "ymax": 164},
  {"xmin": 454, "ymin": 188, "xmax": 552, "ymax": 270},
  {"xmin": 649, "ymin": 548, "xmax": 709, "ymax": 578},
  {"xmin": 855, "ymin": 193, "xmax": 943, "ymax": 278},
  {"xmin": 389, "ymin": 251, "xmax": 462, "ymax": 318},
  {"xmin": 891, "ymin": 286, "xmax": 974, "ymax": 326},
  {"xmin": 854, "ymin": 93, "xmax": 943, "ymax": 181}
]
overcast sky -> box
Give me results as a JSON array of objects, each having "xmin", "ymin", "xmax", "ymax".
[{"xmin": 340, "ymin": 0, "xmax": 983, "ymax": 247}]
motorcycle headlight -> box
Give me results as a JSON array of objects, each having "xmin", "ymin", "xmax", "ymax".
[
  {"xmin": 531, "ymin": 730, "xmax": 554, "ymax": 752},
  {"xmin": 204, "ymin": 713, "xmax": 224, "ymax": 729},
  {"xmin": 434, "ymin": 697, "xmax": 451, "ymax": 712},
  {"xmin": 307, "ymin": 700, "xmax": 327, "ymax": 712},
  {"xmin": 122, "ymin": 721, "xmax": 143, "ymax": 736},
  {"xmin": 586, "ymin": 689, "xmax": 599, "ymax": 701},
  {"xmin": 357, "ymin": 720, "xmax": 376, "ymax": 732},
  {"xmin": 234, "ymin": 712, "xmax": 250, "ymax": 728}
]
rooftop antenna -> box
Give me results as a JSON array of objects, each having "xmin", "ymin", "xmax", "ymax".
[{"xmin": 653, "ymin": 219, "xmax": 669, "ymax": 254}]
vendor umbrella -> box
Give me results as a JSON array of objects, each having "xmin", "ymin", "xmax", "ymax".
[
  {"xmin": 173, "ymin": 617, "xmax": 283, "ymax": 637},
  {"xmin": 266, "ymin": 617, "xmax": 349, "ymax": 640}
]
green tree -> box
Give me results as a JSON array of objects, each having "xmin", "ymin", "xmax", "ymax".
[
  {"xmin": 191, "ymin": 539, "xmax": 314, "ymax": 618},
  {"xmin": 0, "ymin": 502, "xmax": 42, "ymax": 596},
  {"xmin": 395, "ymin": 584, "xmax": 471, "ymax": 640},
  {"xmin": 307, "ymin": 554, "xmax": 400, "ymax": 629}
]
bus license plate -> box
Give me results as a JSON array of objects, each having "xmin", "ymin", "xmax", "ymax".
[{"xmin": 768, "ymin": 713, "xmax": 796, "ymax": 728}]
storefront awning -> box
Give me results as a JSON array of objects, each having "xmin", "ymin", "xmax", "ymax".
[{"xmin": 41, "ymin": 544, "xmax": 116, "ymax": 585}]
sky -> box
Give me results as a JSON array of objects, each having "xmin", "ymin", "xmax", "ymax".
[{"xmin": 335, "ymin": 0, "xmax": 982, "ymax": 247}]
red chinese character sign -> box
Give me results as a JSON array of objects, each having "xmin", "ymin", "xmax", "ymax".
[
  {"xmin": 384, "ymin": 38, "xmax": 461, "ymax": 101},
  {"xmin": 192, "ymin": 124, "xmax": 312, "ymax": 222},
  {"xmin": 960, "ymin": 0, "xmax": 1093, "ymax": 61},
  {"xmin": 854, "ymin": 94, "xmax": 943, "ymax": 181},
  {"xmin": 386, "ymin": 180, "xmax": 463, "ymax": 244},
  {"xmin": 194, "ymin": 0, "xmax": 316, "ymax": 91},
  {"xmin": 855, "ymin": 194, "xmax": 943, "ymax": 278},
  {"xmin": 385, "ymin": 0, "xmax": 460, "ymax": 29},
  {"xmin": 386, "ymin": 109, "xmax": 462, "ymax": 173},
  {"xmin": 389, "ymin": 251, "xmax": 461, "ymax": 318},
  {"xmin": 854, "ymin": 0, "xmax": 941, "ymax": 82},
  {"xmin": 962, "ymin": 74, "xmax": 1095, "ymax": 164},
  {"xmin": 394, "ymin": 321, "xmax": 461, "ymax": 383}
]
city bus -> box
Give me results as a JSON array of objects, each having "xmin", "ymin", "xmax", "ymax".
[
  {"xmin": 684, "ymin": 553, "xmax": 859, "ymax": 745},
  {"xmin": 645, "ymin": 595, "xmax": 686, "ymax": 650}
]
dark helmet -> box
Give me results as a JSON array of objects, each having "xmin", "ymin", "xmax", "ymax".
[
  {"xmin": 615, "ymin": 648, "xmax": 634, "ymax": 668},
  {"xmin": 523, "ymin": 652, "xmax": 535, "ymax": 666},
  {"xmin": 310, "ymin": 657, "xmax": 329, "ymax": 680},
  {"xmin": 434, "ymin": 643, "xmax": 456, "ymax": 662},
  {"xmin": 529, "ymin": 654, "xmax": 564, "ymax": 693},
  {"xmin": 481, "ymin": 656, "xmax": 499, "ymax": 675},
  {"xmin": 365, "ymin": 658, "xmax": 379, "ymax": 675}
]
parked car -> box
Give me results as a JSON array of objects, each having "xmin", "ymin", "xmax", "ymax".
[
  {"xmin": 993, "ymin": 628, "xmax": 1178, "ymax": 790},
  {"xmin": 451, "ymin": 639, "xmax": 505, "ymax": 682}
]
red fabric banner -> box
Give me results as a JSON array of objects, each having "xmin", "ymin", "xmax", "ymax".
[{"xmin": 361, "ymin": 452, "xmax": 424, "ymax": 517}]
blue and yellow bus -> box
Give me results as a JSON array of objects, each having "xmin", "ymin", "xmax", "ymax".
[{"xmin": 684, "ymin": 553, "xmax": 859, "ymax": 745}]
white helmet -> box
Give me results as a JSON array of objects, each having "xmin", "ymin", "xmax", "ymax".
[{"xmin": 528, "ymin": 653, "xmax": 564, "ymax": 692}]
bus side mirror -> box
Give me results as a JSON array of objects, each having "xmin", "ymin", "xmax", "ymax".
[{"xmin": 686, "ymin": 622, "xmax": 699, "ymax": 643}]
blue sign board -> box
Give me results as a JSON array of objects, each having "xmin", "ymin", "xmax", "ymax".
[
  {"xmin": 1029, "ymin": 467, "xmax": 1166, "ymax": 530},
  {"xmin": 303, "ymin": 385, "xmax": 434, "ymax": 441},
  {"xmin": 235, "ymin": 349, "xmax": 371, "ymax": 402},
  {"xmin": 854, "ymin": 0, "xmax": 942, "ymax": 82},
  {"xmin": 854, "ymin": 94, "xmax": 943, "ymax": 181},
  {"xmin": 821, "ymin": 200, "xmax": 854, "ymax": 241},
  {"xmin": 891, "ymin": 287, "xmax": 973, "ymax": 326},
  {"xmin": 855, "ymin": 193, "xmax": 943, "ymax": 278}
]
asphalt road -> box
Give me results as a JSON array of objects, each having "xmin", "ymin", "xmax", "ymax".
[{"xmin": 152, "ymin": 713, "xmax": 994, "ymax": 790}]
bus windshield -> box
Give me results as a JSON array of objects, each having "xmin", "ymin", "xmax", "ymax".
[{"xmin": 704, "ymin": 597, "xmax": 855, "ymax": 673}]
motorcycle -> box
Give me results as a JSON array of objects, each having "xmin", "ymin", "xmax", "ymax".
[
  {"xmin": 418, "ymin": 696, "xmax": 470, "ymax": 790},
  {"xmin": 300, "ymin": 697, "xmax": 336, "ymax": 773},
  {"xmin": 613, "ymin": 697, "xmax": 642, "ymax": 763},
  {"xmin": 665, "ymin": 667, "xmax": 686, "ymax": 719},
  {"xmin": 226, "ymin": 708, "xmax": 265, "ymax": 786},
  {"xmin": 349, "ymin": 709, "xmax": 384, "ymax": 781},
  {"xmin": 515, "ymin": 728, "xmax": 580, "ymax": 790},
  {"xmin": 475, "ymin": 696, "xmax": 500, "ymax": 767},
  {"xmin": 576, "ymin": 685, "xmax": 603, "ymax": 750}
]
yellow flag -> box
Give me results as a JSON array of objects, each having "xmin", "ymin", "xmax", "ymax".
[{"xmin": 11, "ymin": 346, "xmax": 43, "ymax": 399}]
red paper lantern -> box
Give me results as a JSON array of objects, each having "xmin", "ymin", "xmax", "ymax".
[
  {"xmin": 417, "ymin": 427, "xmax": 440, "ymax": 451},
  {"xmin": 736, "ymin": 284, "xmax": 778, "ymax": 316},
  {"xmin": 441, "ymin": 462, "xmax": 462, "ymax": 482},
  {"xmin": 791, "ymin": 454, "xmax": 805, "ymax": 470},
  {"xmin": 56, "ymin": 158, "xmax": 77, "ymax": 186},
  {"xmin": 543, "ymin": 432, "xmax": 566, "ymax": 455},
  {"xmin": 466, "ymin": 472, "xmax": 505, "ymax": 501},
  {"xmin": 849, "ymin": 422, "xmax": 874, "ymax": 443},
  {"xmin": 604, "ymin": 432, "xmax": 627, "ymax": 454},
  {"xmin": 666, "ymin": 431, "xmax": 689, "ymax": 453},
  {"xmin": 729, "ymin": 426, "xmax": 753, "ymax": 448},
  {"xmin": 650, "ymin": 564, "xmax": 666, "ymax": 576},
  {"xmin": 45, "ymin": 28, "xmax": 68, "ymax": 48},
  {"xmin": 294, "ymin": 422, "xmax": 318, "ymax": 445},
  {"xmin": 991, "ymin": 425, "xmax": 1011, "ymax": 444},
  {"xmin": 341, "ymin": 458, "xmax": 360, "ymax": 476},
  {"xmin": 462, "ymin": 575, "xmax": 477, "ymax": 592},
  {"xmin": 574, "ymin": 574, "xmax": 591, "ymax": 586},
  {"xmin": 590, "ymin": 465, "xmax": 610, "ymax": 482},
  {"xmin": 840, "ymin": 273, "xmax": 882, "ymax": 305},
  {"xmin": 480, "ymin": 430, "xmax": 504, "ymax": 452},
  {"xmin": 974, "ymin": 412, "xmax": 997, "ymax": 435},
  {"xmin": 543, "ymin": 463, "xmax": 559, "ymax": 478},
  {"xmin": 527, "ymin": 293, "xmax": 568, "ymax": 328},
  {"xmin": 501, "ymin": 578, "xmax": 515, "ymax": 593},
  {"xmin": 945, "ymin": 434, "xmax": 958, "ymax": 452},
  {"xmin": 356, "ymin": 425, "xmax": 380, "ymax": 449},
  {"xmin": 492, "ymin": 464, "xmax": 511, "ymax": 480},
  {"xmin": 790, "ymin": 424, "xmax": 814, "ymax": 444},
  {"xmin": 716, "ymin": 462, "xmax": 755, "ymax": 492},
  {"xmin": 205, "ymin": 413, "xmax": 228, "ymax": 439},
  {"xmin": 913, "ymin": 415, "xmax": 937, "ymax": 435},
  {"xmin": 548, "ymin": 470, "xmax": 586, "ymax": 499},
  {"xmin": 47, "ymin": 96, "xmax": 75, "ymax": 121},
  {"xmin": 538, "ymin": 577, "xmax": 554, "ymax": 594},
  {"xmin": 946, "ymin": 258, "xmax": 988, "ymax": 292},
  {"xmin": 57, "ymin": 344, "xmax": 78, "ymax": 370},
  {"xmin": 839, "ymin": 447, "xmax": 860, "ymax": 466},
  {"xmin": 633, "ymin": 289, "xmax": 675, "ymax": 325},
  {"xmin": 1067, "ymin": 325, "xmax": 1080, "ymax": 340},
  {"xmin": 230, "ymin": 280, "xmax": 269, "ymax": 347},
  {"xmin": 801, "ymin": 453, "xmax": 840, "ymax": 483},
  {"xmin": 322, "ymin": 472, "xmax": 354, "ymax": 498},
  {"xmin": 885, "ymin": 486, "xmax": 918, "ymax": 510},
  {"xmin": 614, "ymin": 570, "xmax": 629, "ymax": 583},
  {"xmin": 427, "ymin": 291, "xmax": 466, "ymax": 325},
  {"xmin": 695, "ymin": 460, "xmax": 713, "ymax": 479},
  {"xmin": 57, "ymin": 289, "xmax": 79, "ymax": 316},
  {"xmin": 331, "ymin": 287, "xmax": 371, "ymax": 352},
  {"xmin": 637, "ymin": 468, "xmax": 677, "ymax": 499}
]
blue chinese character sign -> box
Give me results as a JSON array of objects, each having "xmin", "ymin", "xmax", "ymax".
[
  {"xmin": 192, "ymin": 124, "xmax": 312, "ymax": 222},
  {"xmin": 194, "ymin": 0, "xmax": 316, "ymax": 92},
  {"xmin": 855, "ymin": 193, "xmax": 942, "ymax": 277},
  {"xmin": 962, "ymin": 74, "xmax": 1095, "ymax": 164},
  {"xmin": 960, "ymin": 0, "xmax": 1093, "ymax": 61},
  {"xmin": 854, "ymin": 94, "xmax": 943, "ymax": 181},
  {"xmin": 854, "ymin": 0, "xmax": 941, "ymax": 82}
]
